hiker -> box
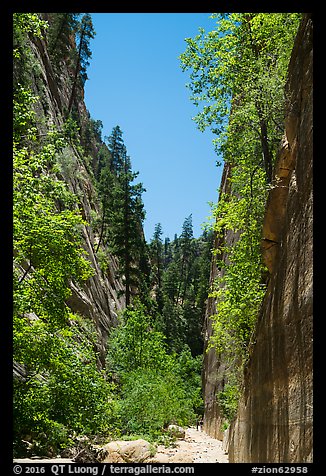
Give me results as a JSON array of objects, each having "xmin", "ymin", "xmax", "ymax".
[{"xmin": 196, "ymin": 417, "xmax": 204, "ymax": 431}]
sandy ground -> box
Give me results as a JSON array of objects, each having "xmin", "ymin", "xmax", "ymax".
[
  {"xmin": 149, "ymin": 426, "xmax": 229, "ymax": 463},
  {"xmin": 13, "ymin": 427, "xmax": 229, "ymax": 464}
]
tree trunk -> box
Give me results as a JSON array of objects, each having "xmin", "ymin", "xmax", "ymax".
[
  {"xmin": 258, "ymin": 113, "xmax": 273, "ymax": 183},
  {"xmin": 244, "ymin": 14, "xmax": 273, "ymax": 183}
]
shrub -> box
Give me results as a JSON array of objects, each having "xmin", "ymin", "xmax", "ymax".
[
  {"xmin": 107, "ymin": 306, "xmax": 201, "ymax": 440},
  {"xmin": 13, "ymin": 315, "xmax": 117, "ymax": 457},
  {"xmin": 118, "ymin": 368, "xmax": 196, "ymax": 438},
  {"xmin": 216, "ymin": 382, "xmax": 241, "ymax": 422}
]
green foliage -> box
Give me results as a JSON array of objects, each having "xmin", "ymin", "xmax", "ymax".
[
  {"xmin": 13, "ymin": 13, "xmax": 47, "ymax": 39},
  {"xmin": 80, "ymin": 117, "xmax": 103, "ymax": 156},
  {"xmin": 175, "ymin": 347, "xmax": 204, "ymax": 415},
  {"xmin": 13, "ymin": 84, "xmax": 38, "ymax": 143},
  {"xmin": 180, "ymin": 13, "xmax": 301, "ymax": 419},
  {"xmin": 179, "ymin": 13, "xmax": 301, "ymax": 154},
  {"xmin": 108, "ymin": 305, "xmax": 172, "ymax": 375},
  {"xmin": 118, "ymin": 368, "xmax": 195, "ymax": 438},
  {"xmin": 208, "ymin": 163, "xmax": 268, "ymax": 359},
  {"xmin": 96, "ymin": 248, "xmax": 110, "ymax": 273},
  {"xmin": 63, "ymin": 116, "xmax": 81, "ymax": 143},
  {"xmin": 97, "ymin": 126, "xmax": 147, "ymax": 306},
  {"xmin": 13, "ymin": 13, "xmax": 47, "ymax": 62},
  {"xmin": 12, "ymin": 16, "xmax": 112, "ymax": 456},
  {"xmin": 107, "ymin": 305, "xmax": 202, "ymax": 440},
  {"xmin": 13, "ymin": 123, "xmax": 93, "ymax": 325},
  {"xmin": 152, "ymin": 218, "xmax": 213, "ymax": 356},
  {"xmin": 13, "ymin": 315, "xmax": 117, "ymax": 457},
  {"xmin": 13, "ymin": 14, "xmax": 48, "ymax": 93},
  {"xmin": 216, "ymin": 382, "xmax": 241, "ymax": 423}
]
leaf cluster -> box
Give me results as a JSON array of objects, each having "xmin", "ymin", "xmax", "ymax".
[
  {"xmin": 180, "ymin": 13, "xmax": 301, "ymax": 158},
  {"xmin": 12, "ymin": 17, "xmax": 111, "ymax": 456},
  {"xmin": 106, "ymin": 305, "xmax": 203, "ymax": 441},
  {"xmin": 13, "ymin": 314, "xmax": 117, "ymax": 457},
  {"xmin": 180, "ymin": 13, "xmax": 301, "ymax": 421}
]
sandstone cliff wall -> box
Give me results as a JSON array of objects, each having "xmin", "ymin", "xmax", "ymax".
[
  {"xmin": 228, "ymin": 14, "xmax": 313, "ymax": 462},
  {"xmin": 27, "ymin": 26, "xmax": 126, "ymax": 368},
  {"xmin": 202, "ymin": 162, "xmax": 234, "ymax": 440}
]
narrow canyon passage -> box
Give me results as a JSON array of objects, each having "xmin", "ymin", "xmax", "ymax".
[
  {"xmin": 13, "ymin": 13, "xmax": 312, "ymax": 465},
  {"xmin": 150, "ymin": 427, "xmax": 229, "ymax": 463}
]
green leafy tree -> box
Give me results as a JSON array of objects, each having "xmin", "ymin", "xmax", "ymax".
[
  {"xmin": 14, "ymin": 315, "xmax": 117, "ymax": 457},
  {"xmin": 180, "ymin": 13, "xmax": 301, "ymax": 182},
  {"xmin": 107, "ymin": 305, "xmax": 201, "ymax": 440},
  {"xmin": 118, "ymin": 368, "xmax": 195, "ymax": 438},
  {"xmin": 107, "ymin": 305, "xmax": 170, "ymax": 375},
  {"xmin": 13, "ymin": 16, "xmax": 117, "ymax": 457},
  {"xmin": 13, "ymin": 90, "xmax": 93, "ymax": 326},
  {"xmin": 180, "ymin": 12, "xmax": 301, "ymax": 415}
]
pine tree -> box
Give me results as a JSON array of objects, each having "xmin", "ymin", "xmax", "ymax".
[
  {"xmin": 103, "ymin": 128, "xmax": 146, "ymax": 306},
  {"xmin": 67, "ymin": 13, "xmax": 95, "ymax": 116},
  {"xmin": 175, "ymin": 214, "xmax": 195, "ymax": 306},
  {"xmin": 149, "ymin": 223, "xmax": 164, "ymax": 313},
  {"xmin": 96, "ymin": 159, "xmax": 115, "ymax": 252},
  {"xmin": 106, "ymin": 125, "xmax": 125, "ymax": 174},
  {"xmin": 163, "ymin": 237, "xmax": 172, "ymax": 267},
  {"xmin": 47, "ymin": 13, "xmax": 80, "ymax": 61},
  {"xmin": 158, "ymin": 216, "xmax": 211, "ymax": 356}
]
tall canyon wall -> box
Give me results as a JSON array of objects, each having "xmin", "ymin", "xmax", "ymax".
[
  {"xmin": 19, "ymin": 22, "xmax": 126, "ymax": 369},
  {"xmin": 202, "ymin": 162, "xmax": 234, "ymax": 441},
  {"xmin": 203, "ymin": 14, "xmax": 313, "ymax": 462}
]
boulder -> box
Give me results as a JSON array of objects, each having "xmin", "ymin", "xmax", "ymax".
[
  {"xmin": 100, "ymin": 439, "xmax": 154, "ymax": 463},
  {"xmin": 167, "ymin": 425, "xmax": 186, "ymax": 439}
]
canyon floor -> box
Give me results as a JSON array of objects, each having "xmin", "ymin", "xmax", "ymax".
[
  {"xmin": 13, "ymin": 427, "xmax": 229, "ymax": 464},
  {"xmin": 149, "ymin": 426, "xmax": 229, "ymax": 463}
]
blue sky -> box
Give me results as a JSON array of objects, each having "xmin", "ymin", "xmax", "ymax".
[{"xmin": 84, "ymin": 13, "xmax": 223, "ymax": 241}]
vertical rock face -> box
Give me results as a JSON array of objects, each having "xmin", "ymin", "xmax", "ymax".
[
  {"xmin": 202, "ymin": 163, "xmax": 234, "ymax": 440},
  {"xmin": 228, "ymin": 15, "xmax": 313, "ymax": 462},
  {"xmin": 27, "ymin": 25, "xmax": 126, "ymax": 368}
]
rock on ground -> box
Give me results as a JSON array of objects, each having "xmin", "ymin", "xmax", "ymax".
[
  {"xmin": 100, "ymin": 439, "xmax": 153, "ymax": 463},
  {"xmin": 14, "ymin": 427, "xmax": 229, "ymax": 464},
  {"xmin": 167, "ymin": 424, "xmax": 186, "ymax": 439}
]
